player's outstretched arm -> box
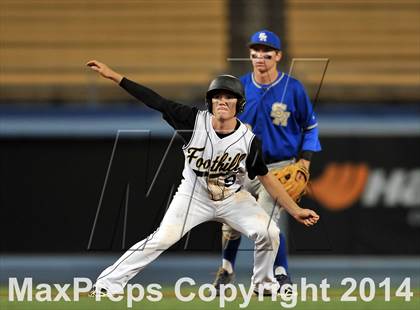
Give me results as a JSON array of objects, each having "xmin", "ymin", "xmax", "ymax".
[
  {"xmin": 86, "ymin": 60, "xmax": 123, "ymax": 84},
  {"xmin": 258, "ymin": 173, "xmax": 319, "ymax": 227}
]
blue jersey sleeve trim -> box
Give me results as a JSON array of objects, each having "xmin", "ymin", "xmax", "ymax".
[{"xmin": 305, "ymin": 123, "xmax": 318, "ymax": 130}]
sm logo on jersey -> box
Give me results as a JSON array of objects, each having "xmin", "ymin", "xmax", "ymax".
[{"xmin": 271, "ymin": 102, "xmax": 290, "ymax": 127}]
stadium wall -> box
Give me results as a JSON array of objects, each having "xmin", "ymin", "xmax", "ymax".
[{"xmin": 1, "ymin": 106, "xmax": 419, "ymax": 255}]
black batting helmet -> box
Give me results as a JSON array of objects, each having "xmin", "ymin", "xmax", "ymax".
[{"xmin": 206, "ymin": 75, "xmax": 246, "ymax": 115}]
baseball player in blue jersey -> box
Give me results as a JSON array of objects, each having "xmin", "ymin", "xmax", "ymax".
[{"xmin": 213, "ymin": 30, "xmax": 321, "ymax": 292}]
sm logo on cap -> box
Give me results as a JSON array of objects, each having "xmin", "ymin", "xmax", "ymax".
[{"xmin": 258, "ymin": 32, "xmax": 267, "ymax": 42}]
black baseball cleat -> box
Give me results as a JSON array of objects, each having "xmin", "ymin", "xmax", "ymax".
[
  {"xmin": 212, "ymin": 267, "xmax": 235, "ymax": 292},
  {"xmin": 276, "ymin": 274, "xmax": 293, "ymax": 296},
  {"xmin": 88, "ymin": 286, "xmax": 108, "ymax": 298}
]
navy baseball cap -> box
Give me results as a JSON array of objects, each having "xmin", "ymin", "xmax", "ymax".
[{"xmin": 248, "ymin": 30, "xmax": 281, "ymax": 50}]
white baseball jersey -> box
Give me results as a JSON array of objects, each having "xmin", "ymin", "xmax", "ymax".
[{"xmin": 180, "ymin": 111, "xmax": 255, "ymax": 201}]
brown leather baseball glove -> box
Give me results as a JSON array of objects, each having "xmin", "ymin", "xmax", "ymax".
[{"xmin": 271, "ymin": 162, "xmax": 310, "ymax": 202}]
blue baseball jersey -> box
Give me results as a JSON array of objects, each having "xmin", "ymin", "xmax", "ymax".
[{"xmin": 238, "ymin": 72, "xmax": 321, "ymax": 162}]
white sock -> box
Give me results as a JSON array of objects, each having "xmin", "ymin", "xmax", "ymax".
[
  {"xmin": 274, "ymin": 266, "xmax": 287, "ymax": 276},
  {"xmin": 222, "ymin": 259, "xmax": 234, "ymax": 274}
]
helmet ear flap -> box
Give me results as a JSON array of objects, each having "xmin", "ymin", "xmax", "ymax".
[{"xmin": 236, "ymin": 98, "xmax": 246, "ymax": 114}]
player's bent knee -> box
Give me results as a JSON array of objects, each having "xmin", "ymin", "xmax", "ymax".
[
  {"xmin": 252, "ymin": 225, "xmax": 279, "ymax": 243},
  {"xmin": 267, "ymin": 225, "xmax": 280, "ymax": 242}
]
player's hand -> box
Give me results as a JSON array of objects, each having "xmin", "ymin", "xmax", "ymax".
[
  {"xmin": 86, "ymin": 60, "xmax": 123, "ymax": 84},
  {"xmin": 293, "ymin": 208, "xmax": 319, "ymax": 227}
]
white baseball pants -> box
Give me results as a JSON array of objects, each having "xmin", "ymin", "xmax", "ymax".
[{"xmin": 94, "ymin": 189, "xmax": 279, "ymax": 294}]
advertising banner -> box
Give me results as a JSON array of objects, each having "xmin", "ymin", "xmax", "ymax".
[{"xmin": 289, "ymin": 136, "xmax": 420, "ymax": 254}]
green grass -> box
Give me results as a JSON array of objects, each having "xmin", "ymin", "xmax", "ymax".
[{"xmin": 1, "ymin": 286, "xmax": 419, "ymax": 310}]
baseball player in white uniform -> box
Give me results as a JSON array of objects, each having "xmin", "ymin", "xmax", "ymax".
[{"xmin": 86, "ymin": 60, "xmax": 319, "ymax": 296}]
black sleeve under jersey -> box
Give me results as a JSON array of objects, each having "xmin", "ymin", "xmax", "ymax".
[
  {"xmin": 246, "ymin": 137, "xmax": 269, "ymax": 179},
  {"xmin": 299, "ymin": 150, "xmax": 314, "ymax": 161},
  {"xmin": 119, "ymin": 77, "xmax": 198, "ymax": 142}
]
